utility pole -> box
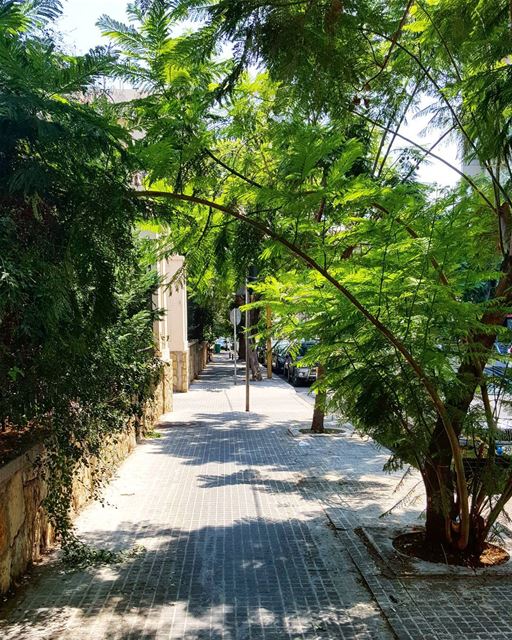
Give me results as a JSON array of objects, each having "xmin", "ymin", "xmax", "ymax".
[
  {"xmin": 233, "ymin": 323, "xmax": 238, "ymax": 384},
  {"xmin": 234, "ymin": 319, "xmax": 237, "ymax": 384},
  {"xmin": 245, "ymin": 279, "xmax": 250, "ymax": 412}
]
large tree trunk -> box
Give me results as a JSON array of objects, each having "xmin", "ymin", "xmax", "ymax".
[
  {"xmin": 311, "ymin": 365, "xmax": 326, "ymax": 433},
  {"xmin": 311, "ymin": 393, "xmax": 326, "ymax": 434},
  {"xmin": 425, "ymin": 458, "xmax": 486, "ymax": 556},
  {"xmin": 248, "ymin": 343, "xmax": 262, "ymax": 380},
  {"xmin": 424, "ymin": 433, "xmax": 455, "ymax": 550},
  {"xmin": 423, "ymin": 334, "xmax": 501, "ymax": 554},
  {"xmin": 238, "ymin": 327, "xmax": 246, "ymax": 360},
  {"xmin": 422, "ymin": 245, "xmax": 512, "ymax": 554},
  {"xmin": 235, "ymin": 291, "xmax": 261, "ymax": 379},
  {"xmin": 422, "ymin": 216, "xmax": 512, "ymax": 555}
]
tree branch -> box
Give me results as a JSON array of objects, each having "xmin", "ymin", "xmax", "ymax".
[
  {"xmin": 204, "ymin": 149, "xmax": 263, "ymax": 189},
  {"xmin": 352, "ymin": 109, "xmax": 495, "ymax": 210},
  {"xmin": 399, "ymin": 125, "xmax": 456, "ymax": 183},
  {"xmin": 136, "ymin": 187, "xmax": 469, "ymax": 536},
  {"xmin": 365, "ymin": 0, "xmax": 415, "ymax": 85},
  {"xmin": 371, "ymin": 201, "xmax": 450, "ymax": 286},
  {"xmin": 377, "ymin": 75, "xmax": 423, "ymax": 178},
  {"xmin": 363, "ymin": 27, "xmax": 511, "ymax": 210}
]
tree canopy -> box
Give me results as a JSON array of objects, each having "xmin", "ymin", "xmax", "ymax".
[
  {"xmin": 2, "ymin": 0, "xmax": 512, "ymax": 559},
  {"xmin": 98, "ymin": 0, "xmax": 512, "ymax": 557},
  {"xmin": 0, "ymin": 0, "xmax": 161, "ymax": 539}
]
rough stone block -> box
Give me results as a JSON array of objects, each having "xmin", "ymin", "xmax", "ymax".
[
  {"xmin": 6, "ymin": 472, "xmax": 25, "ymax": 543},
  {"xmin": 10, "ymin": 527, "xmax": 29, "ymax": 577},
  {"xmin": 0, "ymin": 552, "xmax": 12, "ymax": 594},
  {"xmin": 0, "ymin": 495, "xmax": 8, "ymax": 550}
]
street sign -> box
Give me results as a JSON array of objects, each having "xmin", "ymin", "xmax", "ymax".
[{"xmin": 230, "ymin": 308, "xmax": 242, "ymax": 325}]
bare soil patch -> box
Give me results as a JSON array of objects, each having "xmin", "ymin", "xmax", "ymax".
[
  {"xmin": 394, "ymin": 531, "xmax": 509, "ymax": 568},
  {"xmin": 298, "ymin": 427, "xmax": 345, "ymax": 436}
]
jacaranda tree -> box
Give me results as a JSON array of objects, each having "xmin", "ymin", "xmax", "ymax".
[{"xmin": 98, "ymin": 0, "xmax": 512, "ymax": 561}]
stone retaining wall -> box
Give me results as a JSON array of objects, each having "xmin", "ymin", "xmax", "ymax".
[
  {"xmin": 170, "ymin": 349, "xmax": 189, "ymax": 392},
  {"xmin": 141, "ymin": 360, "xmax": 173, "ymax": 429},
  {"xmin": 0, "ymin": 362, "xmax": 172, "ymax": 595},
  {"xmin": 188, "ymin": 340, "xmax": 209, "ymax": 385},
  {"xmin": 170, "ymin": 341, "xmax": 208, "ymax": 392},
  {"xmin": 0, "ymin": 445, "xmax": 49, "ymax": 594}
]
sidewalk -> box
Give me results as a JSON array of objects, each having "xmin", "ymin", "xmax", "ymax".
[
  {"xmin": 0, "ymin": 354, "xmax": 393, "ymax": 639},
  {"xmin": 2, "ymin": 355, "xmax": 512, "ymax": 639}
]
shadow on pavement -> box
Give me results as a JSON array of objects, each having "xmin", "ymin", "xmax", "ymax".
[{"xmin": 0, "ymin": 516, "xmax": 392, "ymax": 640}]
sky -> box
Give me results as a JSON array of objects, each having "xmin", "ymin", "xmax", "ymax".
[
  {"xmin": 57, "ymin": 0, "xmax": 459, "ymax": 187},
  {"xmin": 57, "ymin": 0, "xmax": 129, "ymax": 55}
]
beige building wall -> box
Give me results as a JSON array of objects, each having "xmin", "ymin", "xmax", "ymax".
[{"xmin": 150, "ymin": 249, "xmax": 190, "ymax": 392}]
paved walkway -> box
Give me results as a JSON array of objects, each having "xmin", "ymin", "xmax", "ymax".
[
  {"xmin": 4, "ymin": 355, "xmax": 512, "ymax": 639},
  {"xmin": 0, "ymin": 355, "xmax": 394, "ymax": 639}
]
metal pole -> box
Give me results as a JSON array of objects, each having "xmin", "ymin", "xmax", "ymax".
[
  {"xmin": 266, "ymin": 305, "xmax": 272, "ymax": 379},
  {"xmin": 233, "ymin": 318, "xmax": 237, "ymax": 385},
  {"xmin": 245, "ymin": 279, "xmax": 250, "ymax": 412}
]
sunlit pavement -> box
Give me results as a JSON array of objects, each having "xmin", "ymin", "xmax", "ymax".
[
  {"xmin": 3, "ymin": 354, "xmax": 511, "ymax": 639},
  {"xmin": 0, "ymin": 353, "xmax": 393, "ymax": 639}
]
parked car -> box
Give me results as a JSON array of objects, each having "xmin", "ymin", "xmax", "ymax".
[
  {"xmin": 271, "ymin": 340, "xmax": 290, "ymax": 373},
  {"xmin": 485, "ymin": 315, "xmax": 512, "ymax": 378},
  {"xmin": 258, "ymin": 339, "xmax": 281, "ymax": 365},
  {"xmin": 285, "ymin": 340, "xmax": 318, "ymax": 386},
  {"xmin": 256, "ymin": 343, "xmax": 267, "ymax": 364},
  {"xmin": 495, "ymin": 341, "xmax": 512, "ymax": 356},
  {"xmin": 485, "ymin": 341, "xmax": 512, "ymax": 379}
]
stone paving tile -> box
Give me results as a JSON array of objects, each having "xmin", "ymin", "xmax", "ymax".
[
  {"xmin": 5, "ymin": 355, "xmax": 511, "ymax": 639},
  {"xmin": 296, "ymin": 435, "xmax": 512, "ymax": 640},
  {"xmin": 0, "ymin": 356, "xmax": 393, "ymax": 639}
]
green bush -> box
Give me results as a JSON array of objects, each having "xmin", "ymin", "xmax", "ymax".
[{"xmin": 0, "ymin": 1, "xmax": 160, "ymax": 541}]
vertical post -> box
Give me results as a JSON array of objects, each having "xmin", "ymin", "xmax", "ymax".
[
  {"xmin": 266, "ymin": 305, "xmax": 272, "ymax": 379},
  {"xmin": 245, "ymin": 280, "xmax": 250, "ymax": 412},
  {"xmin": 233, "ymin": 318, "xmax": 237, "ymax": 385}
]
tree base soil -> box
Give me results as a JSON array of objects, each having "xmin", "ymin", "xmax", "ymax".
[
  {"xmin": 394, "ymin": 531, "xmax": 509, "ymax": 568},
  {"xmin": 299, "ymin": 428, "xmax": 344, "ymax": 436}
]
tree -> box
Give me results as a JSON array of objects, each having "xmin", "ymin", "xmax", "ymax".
[
  {"xmin": 0, "ymin": 0, "xmax": 161, "ymax": 540},
  {"xmin": 103, "ymin": 0, "xmax": 512, "ymax": 559}
]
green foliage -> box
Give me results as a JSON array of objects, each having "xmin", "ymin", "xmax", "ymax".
[
  {"xmin": 99, "ymin": 0, "xmax": 512, "ymax": 553},
  {"xmin": 0, "ymin": 2, "xmax": 161, "ymax": 543},
  {"xmin": 62, "ymin": 538, "xmax": 146, "ymax": 570}
]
